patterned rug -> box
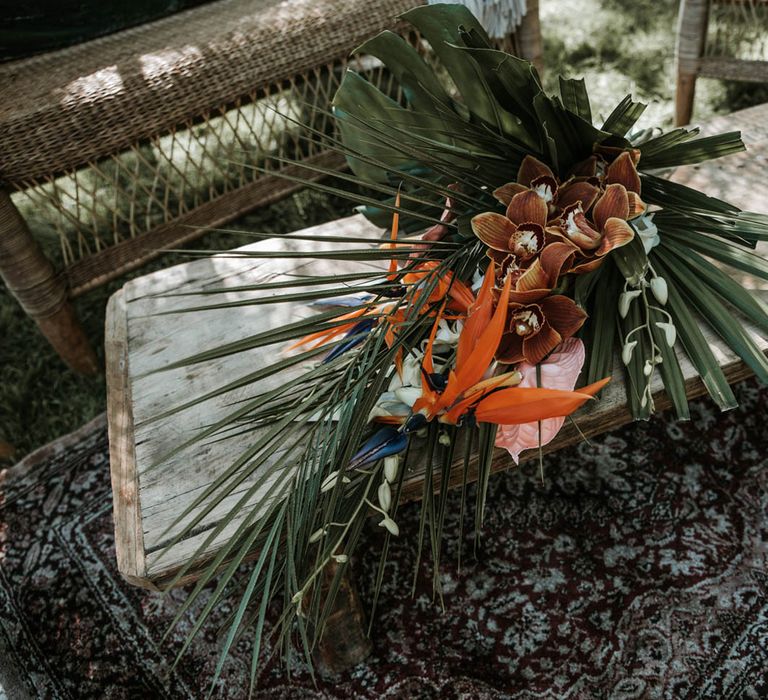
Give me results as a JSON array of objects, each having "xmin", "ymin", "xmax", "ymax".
[{"xmin": 1, "ymin": 379, "xmax": 768, "ymax": 699}]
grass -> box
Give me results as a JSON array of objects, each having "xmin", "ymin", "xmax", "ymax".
[{"xmin": 1, "ymin": 0, "xmax": 767, "ymax": 466}]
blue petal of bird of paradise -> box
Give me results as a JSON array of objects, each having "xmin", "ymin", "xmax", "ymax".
[
  {"xmin": 323, "ymin": 318, "xmax": 376, "ymax": 363},
  {"xmin": 311, "ymin": 294, "xmax": 375, "ymax": 309},
  {"xmin": 348, "ymin": 426, "xmax": 409, "ymax": 470}
]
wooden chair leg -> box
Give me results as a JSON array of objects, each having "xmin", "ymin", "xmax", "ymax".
[
  {"xmin": 675, "ymin": 70, "xmax": 698, "ymax": 126},
  {"xmin": 0, "ymin": 189, "xmax": 99, "ymax": 374},
  {"xmin": 312, "ymin": 559, "xmax": 372, "ymax": 676},
  {"xmin": 675, "ymin": 0, "xmax": 708, "ymax": 126}
]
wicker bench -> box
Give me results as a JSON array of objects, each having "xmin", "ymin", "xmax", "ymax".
[{"xmin": 0, "ymin": 0, "xmax": 542, "ymax": 374}]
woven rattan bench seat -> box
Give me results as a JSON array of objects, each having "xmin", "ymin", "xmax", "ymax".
[{"xmin": 0, "ymin": 0, "xmax": 418, "ymax": 185}]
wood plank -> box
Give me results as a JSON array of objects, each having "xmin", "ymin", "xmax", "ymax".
[
  {"xmin": 110, "ymin": 215, "xmax": 385, "ymax": 587},
  {"xmin": 106, "ymin": 106, "xmax": 768, "ymax": 589},
  {"xmin": 105, "ymin": 290, "xmax": 153, "ymax": 589}
]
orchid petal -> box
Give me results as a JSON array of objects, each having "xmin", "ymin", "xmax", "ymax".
[
  {"xmin": 540, "ymin": 295, "xmax": 588, "ymax": 339},
  {"xmin": 471, "ymin": 212, "xmax": 518, "ymax": 251},
  {"xmin": 595, "ymin": 218, "xmax": 635, "ymax": 257},
  {"xmin": 556, "ymin": 180, "xmax": 600, "ymax": 213},
  {"xmin": 521, "ymin": 322, "xmax": 562, "ymax": 365},
  {"xmin": 592, "ymin": 183, "xmax": 630, "ymax": 231},
  {"xmin": 506, "ymin": 190, "xmax": 548, "ymax": 228},
  {"xmin": 517, "ymin": 155, "xmax": 556, "ymax": 187},
  {"xmin": 493, "ymin": 182, "xmax": 528, "ymax": 206},
  {"xmin": 605, "ymin": 151, "xmax": 642, "ymax": 193}
]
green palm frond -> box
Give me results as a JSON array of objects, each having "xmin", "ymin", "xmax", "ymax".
[{"xmin": 141, "ymin": 4, "xmax": 768, "ymax": 693}]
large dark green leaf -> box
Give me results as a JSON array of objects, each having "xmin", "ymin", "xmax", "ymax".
[
  {"xmin": 355, "ymin": 30, "xmax": 453, "ymax": 114},
  {"xmin": 653, "ymin": 258, "xmax": 738, "ymax": 410}
]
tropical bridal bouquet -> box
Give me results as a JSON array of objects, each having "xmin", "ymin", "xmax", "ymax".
[{"xmin": 157, "ymin": 3, "xmax": 768, "ymax": 687}]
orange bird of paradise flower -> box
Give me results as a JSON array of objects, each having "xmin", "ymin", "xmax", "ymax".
[{"xmin": 413, "ymin": 262, "xmax": 610, "ymax": 426}]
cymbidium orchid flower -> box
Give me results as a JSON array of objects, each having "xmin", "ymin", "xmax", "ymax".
[
  {"xmin": 471, "ymin": 194, "xmax": 577, "ymax": 304},
  {"xmin": 550, "ymin": 182, "xmax": 640, "ymax": 273},
  {"xmin": 496, "ymin": 295, "xmax": 587, "ymax": 365},
  {"xmin": 493, "ymin": 155, "xmax": 600, "ymax": 220}
]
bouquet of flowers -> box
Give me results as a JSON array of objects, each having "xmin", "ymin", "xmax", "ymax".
[{"xmin": 156, "ymin": 4, "xmax": 768, "ymax": 687}]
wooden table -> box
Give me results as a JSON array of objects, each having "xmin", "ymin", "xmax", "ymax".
[{"xmin": 106, "ymin": 105, "xmax": 768, "ymax": 595}]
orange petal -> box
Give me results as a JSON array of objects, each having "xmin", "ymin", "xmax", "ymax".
[
  {"xmin": 517, "ymin": 155, "xmax": 556, "ymax": 188},
  {"xmin": 540, "ymin": 295, "xmax": 588, "ymax": 338},
  {"xmin": 493, "ymin": 182, "xmax": 528, "ymax": 206},
  {"xmin": 506, "ymin": 191, "xmax": 548, "ymax": 228},
  {"xmin": 457, "ymin": 261, "xmax": 494, "ymax": 368},
  {"xmin": 387, "ymin": 190, "xmax": 401, "ymax": 277},
  {"xmin": 596, "ymin": 217, "xmax": 635, "ymax": 257},
  {"xmin": 421, "ymin": 302, "xmax": 445, "ymax": 376},
  {"xmin": 556, "ymin": 180, "xmax": 600, "ymax": 213},
  {"xmin": 289, "ymin": 307, "xmax": 369, "ymax": 349},
  {"xmin": 474, "ymin": 379, "xmax": 609, "ymax": 425},
  {"xmin": 446, "ymin": 277, "xmax": 475, "ymax": 313},
  {"xmin": 605, "ymin": 151, "xmax": 641, "ymax": 194},
  {"xmin": 471, "ymin": 212, "xmax": 517, "ymax": 251},
  {"xmin": 441, "ymin": 371, "xmax": 521, "ymax": 424},
  {"xmin": 592, "ymin": 184, "xmax": 630, "ymax": 231},
  {"xmin": 440, "ymin": 273, "xmax": 511, "ymax": 410}
]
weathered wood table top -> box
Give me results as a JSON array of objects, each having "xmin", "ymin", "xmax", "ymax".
[{"xmin": 106, "ymin": 104, "xmax": 768, "ymax": 590}]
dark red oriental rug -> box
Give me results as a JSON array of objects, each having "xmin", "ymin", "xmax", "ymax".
[{"xmin": 1, "ymin": 379, "xmax": 768, "ymax": 699}]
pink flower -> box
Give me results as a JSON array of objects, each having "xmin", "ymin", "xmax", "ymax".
[{"xmin": 494, "ymin": 337, "xmax": 586, "ymax": 463}]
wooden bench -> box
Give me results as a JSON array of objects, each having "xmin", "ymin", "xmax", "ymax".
[{"xmin": 105, "ymin": 105, "xmax": 768, "ymax": 672}]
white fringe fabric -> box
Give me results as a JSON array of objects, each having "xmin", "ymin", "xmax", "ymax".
[{"xmin": 428, "ymin": 0, "xmax": 528, "ymax": 38}]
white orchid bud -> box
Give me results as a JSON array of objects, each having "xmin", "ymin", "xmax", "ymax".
[
  {"xmin": 622, "ymin": 340, "xmax": 638, "ymax": 366},
  {"xmin": 377, "ymin": 481, "xmax": 392, "ymax": 512},
  {"xmin": 618, "ymin": 290, "xmax": 642, "ymax": 318},
  {"xmin": 655, "ymin": 321, "xmax": 677, "ymax": 348},
  {"xmin": 332, "ymin": 554, "xmax": 348, "ymax": 564},
  {"xmin": 320, "ymin": 471, "xmax": 340, "ymax": 492},
  {"xmin": 320, "ymin": 471, "xmax": 350, "ymax": 493},
  {"xmin": 309, "ymin": 528, "xmax": 326, "ymax": 543},
  {"xmin": 643, "ymin": 360, "xmax": 653, "ymax": 377},
  {"xmin": 438, "ymin": 432, "xmax": 451, "ymax": 446},
  {"xmin": 384, "ymin": 455, "xmax": 399, "ymax": 483},
  {"xmin": 650, "ymin": 277, "xmax": 668, "ymax": 305},
  {"xmin": 379, "ymin": 516, "xmax": 400, "ymax": 536}
]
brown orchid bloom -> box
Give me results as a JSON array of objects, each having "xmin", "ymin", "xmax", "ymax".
[
  {"xmin": 550, "ymin": 181, "xmax": 642, "ymax": 273},
  {"xmin": 493, "ymin": 155, "xmax": 600, "ymax": 221},
  {"xmin": 496, "ymin": 295, "xmax": 587, "ymax": 366},
  {"xmin": 471, "ymin": 191, "xmax": 576, "ymax": 303}
]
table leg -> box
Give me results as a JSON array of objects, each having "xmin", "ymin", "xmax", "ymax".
[{"xmin": 0, "ymin": 189, "xmax": 98, "ymax": 374}]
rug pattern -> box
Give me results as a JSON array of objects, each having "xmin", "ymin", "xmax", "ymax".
[{"xmin": 1, "ymin": 380, "xmax": 768, "ymax": 699}]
